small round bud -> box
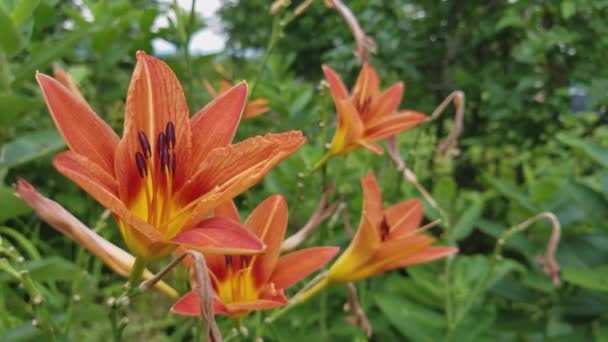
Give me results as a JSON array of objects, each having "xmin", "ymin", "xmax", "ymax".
[
  {"xmin": 32, "ymin": 319, "xmax": 39, "ymax": 327},
  {"xmin": 106, "ymin": 297, "xmax": 116, "ymax": 307},
  {"xmin": 32, "ymin": 295, "xmax": 43, "ymax": 305},
  {"xmin": 73, "ymin": 294, "xmax": 81, "ymax": 302}
]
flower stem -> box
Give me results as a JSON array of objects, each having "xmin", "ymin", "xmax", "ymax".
[
  {"xmin": 313, "ymin": 152, "xmax": 333, "ymax": 171},
  {"xmin": 128, "ymin": 256, "xmax": 147, "ymax": 290}
]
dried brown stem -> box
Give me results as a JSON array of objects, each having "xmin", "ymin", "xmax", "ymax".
[
  {"xmin": 281, "ymin": 185, "xmax": 340, "ymax": 252},
  {"xmin": 343, "ymin": 283, "xmax": 372, "ymax": 337},
  {"xmin": 511, "ymin": 212, "xmax": 561, "ymax": 285},
  {"xmin": 326, "ymin": 0, "xmax": 376, "ymax": 63},
  {"xmin": 430, "ymin": 90, "xmax": 465, "ymax": 157},
  {"xmin": 139, "ymin": 250, "xmax": 222, "ymax": 341}
]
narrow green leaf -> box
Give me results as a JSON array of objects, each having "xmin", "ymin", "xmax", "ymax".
[
  {"xmin": 10, "ymin": 0, "xmax": 40, "ymax": 27},
  {"xmin": 557, "ymin": 133, "xmax": 608, "ymax": 168},
  {"xmin": 485, "ymin": 175, "xmax": 537, "ymax": 213},
  {"xmin": 0, "ymin": 6, "xmax": 22, "ymax": 56},
  {"xmin": 0, "ymin": 130, "xmax": 64, "ymax": 169},
  {"xmin": 562, "ymin": 265, "xmax": 608, "ymax": 292},
  {"xmin": 450, "ymin": 196, "xmax": 484, "ymax": 241},
  {"xmin": 0, "ymin": 188, "xmax": 30, "ymax": 222},
  {"xmin": 0, "ymin": 93, "xmax": 39, "ymax": 127}
]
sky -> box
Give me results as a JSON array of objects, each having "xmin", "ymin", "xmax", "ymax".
[{"xmin": 152, "ymin": 0, "xmax": 227, "ymax": 56}]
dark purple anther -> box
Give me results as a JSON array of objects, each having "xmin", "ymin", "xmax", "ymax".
[
  {"xmin": 157, "ymin": 132, "xmax": 166, "ymax": 156},
  {"xmin": 135, "ymin": 152, "xmax": 147, "ymax": 177},
  {"xmin": 137, "ymin": 131, "xmax": 151, "ymax": 158},
  {"xmin": 171, "ymin": 152, "xmax": 176, "ymax": 175},
  {"xmin": 225, "ymin": 255, "xmax": 233, "ymax": 267},
  {"xmin": 166, "ymin": 121, "xmax": 176, "ymax": 149},
  {"xmin": 160, "ymin": 146, "xmax": 169, "ymax": 173},
  {"xmin": 379, "ymin": 216, "xmax": 390, "ymax": 241}
]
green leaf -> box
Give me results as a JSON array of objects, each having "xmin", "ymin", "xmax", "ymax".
[
  {"xmin": 10, "ymin": 0, "xmax": 39, "ymax": 27},
  {"xmin": 562, "ymin": 265, "xmax": 608, "ymax": 292},
  {"xmin": 13, "ymin": 29, "xmax": 90, "ymax": 84},
  {"xmin": 565, "ymin": 181, "xmax": 608, "ymax": 229},
  {"xmin": 22, "ymin": 257, "xmax": 84, "ymax": 282},
  {"xmin": 374, "ymin": 293, "xmax": 444, "ymax": 342},
  {"xmin": 0, "ymin": 93, "xmax": 39, "ymax": 127},
  {"xmin": 0, "ymin": 130, "xmax": 64, "ymax": 169},
  {"xmin": 450, "ymin": 195, "xmax": 484, "ymax": 241},
  {"xmin": 0, "ymin": 6, "xmax": 22, "ymax": 56},
  {"xmin": 561, "ymin": 1, "xmax": 576, "ymax": 19},
  {"xmin": 0, "ymin": 226, "xmax": 39, "ymax": 259},
  {"xmin": 485, "ymin": 175, "xmax": 537, "ymax": 213},
  {"xmin": 557, "ymin": 133, "xmax": 608, "ymax": 168},
  {"xmin": 0, "ymin": 188, "xmax": 30, "ymax": 222}
]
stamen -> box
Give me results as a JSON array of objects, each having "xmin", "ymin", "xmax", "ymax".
[
  {"xmin": 160, "ymin": 147, "xmax": 170, "ymax": 173},
  {"xmin": 137, "ymin": 131, "xmax": 151, "ymax": 158},
  {"xmin": 166, "ymin": 122, "xmax": 176, "ymax": 149},
  {"xmin": 135, "ymin": 152, "xmax": 147, "ymax": 177},
  {"xmin": 379, "ymin": 216, "xmax": 390, "ymax": 241},
  {"xmin": 157, "ymin": 132, "xmax": 166, "ymax": 156},
  {"xmin": 240, "ymin": 256, "xmax": 248, "ymax": 267},
  {"xmin": 225, "ymin": 256, "xmax": 233, "ymax": 268}
]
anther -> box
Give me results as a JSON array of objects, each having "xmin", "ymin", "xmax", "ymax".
[
  {"xmin": 157, "ymin": 132, "xmax": 166, "ymax": 156},
  {"xmin": 166, "ymin": 122, "xmax": 176, "ymax": 149},
  {"xmin": 137, "ymin": 131, "xmax": 151, "ymax": 158},
  {"xmin": 379, "ymin": 216, "xmax": 390, "ymax": 241},
  {"xmin": 160, "ymin": 147, "xmax": 169, "ymax": 172},
  {"xmin": 241, "ymin": 256, "xmax": 248, "ymax": 267},
  {"xmin": 225, "ymin": 255, "xmax": 233, "ymax": 268},
  {"xmin": 135, "ymin": 152, "xmax": 147, "ymax": 177}
]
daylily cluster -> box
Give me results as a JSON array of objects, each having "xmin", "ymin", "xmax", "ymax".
[{"xmin": 29, "ymin": 52, "xmax": 456, "ymax": 329}]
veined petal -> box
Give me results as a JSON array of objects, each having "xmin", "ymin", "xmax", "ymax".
[
  {"xmin": 37, "ymin": 73, "xmax": 119, "ymax": 174},
  {"xmin": 348, "ymin": 235, "xmax": 434, "ymax": 281},
  {"xmin": 329, "ymin": 99, "xmax": 365, "ymax": 155},
  {"xmin": 190, "ymin": 82, "xmax": 248, "ymax": 168},
  {"xmin": 364, "ymin": 110, "xmax": 427, "ymax": 142},
  {"xmin": 246, "ymin": 195, "xmax": 288, "ymax": 286},
  {"xmin": 384, "ymin": 199, "xmax": 423, "ymax": 238},
  {"xmin": 178, "ymin": 131, "xmax": 306, "ymax": 229},
  {"xmin": 115, "ymin": 51, "xmax": 192, "ymax": 204},
  {"xmin": 171, "ymin": 291, "xmax": 228, "ymax": 316},
  {"xmin": 271, "ymin": 246, "xmax": 339, "ymax": 289},
  {"xmin": 222, "ymin": 299, "xmax": 286, "ymax": 316},
  {"xmin": 213, "ymin": 200, "xmax": 241, "ymax": 222},
  {"xmin": 170, "ymin": 217, "xmax": 265, "ymax": 255},
  {"xmin": 389, "ymin": 246, "xmax": 458, "ymax": 269},
  {"xmin": 352, "ymin": 63, "xmax": 380, "ymax": 109},
  {"xmin": 53, "ymin": 152, "xmax": 164, "ymax": 243},
  {"xmin": 322, "ymin": 64, "xmax": 350, "ymax": 100},
  {"xmin": 368, "ymin": 82, "xmax": 404, "ymax": 120}
]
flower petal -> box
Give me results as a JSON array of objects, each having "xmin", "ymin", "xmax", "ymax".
[
  {"xmin": 352, "ymin": 63, "xmax": 381, "ymax": 110},
  {"xmin": 245, "ymin": 195, "xmax": 288, "ymax": 286},
  {"xmin": 36, "ymin": 73, "xmax": 119, "ymax": 174},
  {"xmin": 190, "ymin": 82, "xmax": 247, "ymax": 168},
  {"xmin": 384, "ymin": 199, "xmax": 424, "ymax": 238},
  {"xmin": 391, "ymin": 246, "xmax": 458, "ymax": 269},
  {"xmin": 222, "ymin": 299, "xmax": 286, "ymax": 316},
  {"xmin": 171, "ymin": 291, "xmax": 228, "ymax": 316},
  {"xmin": 271, "ymin": 246, "xmax": 339, "ymax": 289},
  {"xmin": 364, "ymin": 110, "xmax": 427, "ymax": 142},
  {"xmin": 322, "ymin": 64, "xmax": 349, "ymax": 100},
  {"xmin": 170, "ymin": 217, "xmax": 265, "ymax": 255},
  {"xmin": 213, "ymin": 200, "xmax": 241, "ymax": 222},
  {"xmin": 178, "ymin": 131, "xmax": 306, "ymax": 229},
  {"xmin": 53, "ymin": 152, "xmax": 164, "ymax": 244},
  {"xmin": 244, "ymin": 98, "xmax": 270, "ymax": 119},
  {"xmin": 115, "ymin": 51, "xmax": 192, "ymax": 205},
  {"xmin": 329, "ymin": 99, "xmax": 365, "ymax": 155},
  {"xmin": 369, "ymin": 82, "xmax": 404, "ymax": 120}
]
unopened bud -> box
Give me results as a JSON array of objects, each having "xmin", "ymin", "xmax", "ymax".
[{"xmin": 32, "ymin": 295, "xmax": 43, "ymax": 305}]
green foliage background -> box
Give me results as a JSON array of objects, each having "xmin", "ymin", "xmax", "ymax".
[{"xmin": 1, "ymin": 0, "xmax": 607, "ymax": 340}]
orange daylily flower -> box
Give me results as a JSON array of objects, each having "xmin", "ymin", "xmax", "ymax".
[
  {"xmin": 322, "ymin": 63, "xmax": 427, "ymax": 155},
  {"xmin": 326, "ymin": 171, "xmax": 457, "ymax": 283},
  {"xmin": 171, "ymin": 195, "xmax": 339, "ymax": 317},
  {"xmin": 204, "ymin": 79, "xmax": 270, "ymax": 119},
  {"xmin": 37, "ymin": 51, "xmax": 305, "ymax": 260}
]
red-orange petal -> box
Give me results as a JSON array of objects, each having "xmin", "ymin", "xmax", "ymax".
[
  {"xmin": 171, "ymin": 291, "xmax": 228, "ymax": 316},
  {"xmin": 329, "ymin": 99, "xmax": 365, "ymax": 154},
  {"xmin": 53, "ymin": 152, "xmax": 164, "ymax": 243},
  {"xmin": 170, "ymin": 217, "xmax": 265, "ymax": 255},
  {"xmin": 246, "ymin": 195, "xmax": 288, "ymax": 286},
  {"xmin": 384, "ymin": 246, "xmax": 458, "ymax": 270},
  {"xmin": 384, "ymin": 199, "xmax": 424, "ymax": 238},
  {"xmin": 189, "ymin": 82, "xmax": 248, "ymax": 169},
  {"xmin": 115, "ymin": 51, "xmax": 192, "ymax": 205},
  {"xmin": 37, "ymin": 73, "xmax": 119, "ymax": 174},
  {"xmin": 244, "ymin": 98, "xmax": 270, "ymax": 119},
  {"xmin": 213, "ymin": 200, "xmax": 241, "ymax": 222},
  {"xmin": 364, "ymin": 111, "xmax": 427, "ymax": 142},
  {"xmin": 368, "ymin": 82, "xmax": 404, "ymax": 121},
  {"xmin": 179, "ymin": 131, "xmax": 306, "ymax": 229},
  {"xmin": 322, "ymin": 64, "xmax": 350, "ymax": 100},
  {"xmin": 352, "ymin": 63, "xmax": 381, "ymax": 109},
  {"xmin": 271, "ymin": 246, "xmax": 339, "ymax": 289}
]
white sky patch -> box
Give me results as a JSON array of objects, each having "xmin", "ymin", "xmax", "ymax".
[{"xmin": 152, "ymin": 0, "xmax": 226, "ymax": 56}]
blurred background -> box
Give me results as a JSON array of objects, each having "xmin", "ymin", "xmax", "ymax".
[{"xmin": 1, "ymin": 0, "xmax": 607, "ymax": 340}]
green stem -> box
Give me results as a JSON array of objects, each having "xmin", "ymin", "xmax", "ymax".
[
  {"xmin": 250, "ymin": 14, "xmax": 282, "ymax": 97},
  {"xmin": 128, "ymin": 256, "xmax": 147, "ymax": 290},
  {"xmin": 313, "ymin": 152, "xmax": 333, "ymax": 171}
]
